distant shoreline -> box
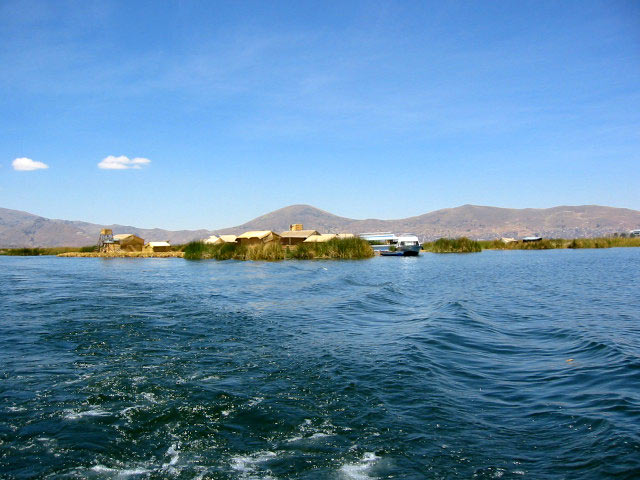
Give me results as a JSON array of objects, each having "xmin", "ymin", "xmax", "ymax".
[{"xmin": 1, "ymin": 236, "xmax": 639, "ymax": 258}]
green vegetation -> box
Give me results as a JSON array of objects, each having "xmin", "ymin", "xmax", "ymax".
[
  {"xmin": 423, "ymin": 237, "xmax": 482, "ymax": 253},
  {"xmin": 182, "ymin": 241, "xmax": 207, "ymax": 259},
  {"xmin": 478, "ymin": 238, "xmax": 565, "ymax": 250},
  {"xmin": 183, "ymin": 238, "xmax": 374, "ymax": 261},
  {"xmin": 0, "ymin": 246, "xmax": 95, "ymax": 256},
  {"xmin": 477, "ymin": 237, "xmax": 640, "ymax": 250},
  {"xmin": 567, "ymin": 237, "xmax": 640, "ymax": 249},
  {"xmin": 421, "ymin": 236, "xmax": 640, "ymax": 253},
  {"xmin": 298, "ymin": 237, "xmax": 374, "ymax": 259}
]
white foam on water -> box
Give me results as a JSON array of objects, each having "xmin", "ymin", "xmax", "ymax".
[
  {"xmin": 90, "ymin": 465, "xmax": 150, "ymax": 477},
  {"xmin": 161, "ymin": 443, "xmax": 180, "ymax": 472},
  {"xmin": 248, "ymin": 396, "xmax": 264, "ymax": 407},
  {"xmin": 141, "ymin": 392, "xmax": 157, "ymax": 403},
  {"xmin": 7, "ymin": 406, "xmax": 27, "ymax": 412},
  {"xmin": 339, "ymin": 452, "xmax": 380, "ymax": 480},
  {"xmin": 284, "ymin": 418, "xmax": 335, "ymax": 443},
  {"xmin": 64, "ymin": 408, "xmax": 111, "ymax": 420},
  {"xmin": 120, "ymin": 405, "xmax": 142, "ymax": 416},
  {"xmin": 230, "ymin": 451, "xmax": 278, "ymax": 479}
]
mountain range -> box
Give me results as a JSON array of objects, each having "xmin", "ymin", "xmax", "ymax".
[{"xmin": 1, "ymin": 204, "xmax": 639, "ymax": 247}]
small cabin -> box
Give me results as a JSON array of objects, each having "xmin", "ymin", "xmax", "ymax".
[
  {"xmin": 303, "ymin": 233, "xmax": 337, "ymax": 243},
  {"xmin": 144, "ymin": 241, "xmax": 171, "ymax": 253},
  {"xmin": 113, "ymin": 234, "xmax": 144, "ymax": 252},
  {"xmin": 279, "ymin": 230, "xmax": 320, "ymax": 246},
  {"xmin": 236, "ymin": 231, "xmax": 281, "ymax": 246},
  {"xmin": 204, "ymin": 234, "xmax": 237, "ymax": 245}
]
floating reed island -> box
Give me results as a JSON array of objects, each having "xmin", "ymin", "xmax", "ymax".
[
  {"xmin": 421, "ymin": 236, "xmax": 640, "ymax": 253},
  {"xmin": 35, "ymin": 225, "xmax": 374, "ymax": 260},
  {"xmin": 183, "ymin": 237, "xmax": 373, "ymax": 261},
  {"xmin": 4, "ymin": 224, "xmax": 640, "ymax": 259}
]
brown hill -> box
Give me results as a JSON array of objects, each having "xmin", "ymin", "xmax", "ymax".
[
  {"xmin": 1, "ymin": 204, "xmax": 639, "ymax": 247},
  {"xmin": 215, "ymin": 204, "xmax": 640, "ymax": 240},
  {"xmin": 0, "ymin": 207, "xmax": 210, "ymax": 248}
]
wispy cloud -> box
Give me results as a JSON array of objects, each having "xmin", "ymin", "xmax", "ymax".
[
  {"xmin": 12, "ymin": 157, "xmax": 49, "ymax": 171},
  {"xmin": 98, "ymin": 155, "xmax": 151, "ymax": 170}
]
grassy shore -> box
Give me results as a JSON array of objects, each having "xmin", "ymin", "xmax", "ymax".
[
  {"xmin": 423, "ymin": 236, "xmax": 640, "ymax": 253},
  {"xmin": 479, "ymin": 237, "xmax": 640, "ymax": 250},
  {"xmin": 0, "ymin": 246, "xmax": 95, "ymax": 256},
  {"xmin": 183, "ymin": 238, "xmax": 374, "ymax": 261},
  {"xmin": 4, "ymin": 236, "xmax": 639, "ymax": 258},
  {"xmin": 58, "ymin": 251, "xmax": 184, "ymax": 258},
  {"xmin": 422, "ymin": 237, "xmax": 482, "ymax": 253}
]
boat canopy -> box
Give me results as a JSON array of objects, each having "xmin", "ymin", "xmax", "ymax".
[{"xmin": 359, "ymin": 232, "xmax": 398, "ymax": 242}]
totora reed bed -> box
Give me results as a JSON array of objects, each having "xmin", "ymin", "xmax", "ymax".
[
  {"xmin": 423, "ymin": 236, "xmax": 640, "ymax": 253},
  {"xmin": 183, "ymin": 237, "xmax": 374, "ymax": 261},
  {"xmin": 3, "ymin": 237, "xmax": 639, "ymax": 258}
]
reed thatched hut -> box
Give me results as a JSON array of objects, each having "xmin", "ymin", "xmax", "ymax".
[
  {"xmin": 204, "ymin": 234, "xmax": 237, "ymax": 244},
  {"xmin": 279, "ymin": 230, "xmax": 320, "ymax": 246},
  {"xmin": 303, "ymin": 233, "xmax": 337, "ymax": 243},
  {"xmin": 113, "ymin": 234, "xmax": 144, "ymax": 252},
  {"xmin": 144, "ymin": 241, "xmax": 171, "ymax": 253},
  {"xmin": 237, "ymin": 231, "xmax": 281, "ymax": 246}
]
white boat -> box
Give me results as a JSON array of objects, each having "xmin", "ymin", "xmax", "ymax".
[
  {"xmin": 359, "ymin": 232, "xmax": 421, "ymax": 256},
  {"xmin": 394, "ymin": 235, "xmax": 421, "ymax": 256}
]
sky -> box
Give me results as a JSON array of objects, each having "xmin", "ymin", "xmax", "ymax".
[{"xmin": 1, "ymin": 0, "xmax": 639, "ymax": 230}]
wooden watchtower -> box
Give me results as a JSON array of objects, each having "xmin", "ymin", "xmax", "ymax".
[{"xmin": 98, "ymin": 228, "xmax": 115, "ymax": 252}]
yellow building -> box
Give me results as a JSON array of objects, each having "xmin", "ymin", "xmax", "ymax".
[
  {"xmin": 204, "ymin": 234, "xmax": 237, "ymax": 245},
  {"xmin": 144, "ymin": 241, "xmax": 171, "ymax": 253},
  {"xmin": 303, "ymin": 233, "xmax": 337, "ymax": 243},
  {"xmin": 236, "ymin": 231, "xmax": 281, "ymax": 246},
  {"xmin": 279, "ymin": 230, "xmax": 320, "ymax": 246},
  {"xmin": 113, "ymin": 234, "xmax": 144, "ymax": 252}
]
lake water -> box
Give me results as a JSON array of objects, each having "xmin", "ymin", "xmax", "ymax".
[{"xmin": 1, "ymin": 249, "xmax": 639, "ymax": 479}]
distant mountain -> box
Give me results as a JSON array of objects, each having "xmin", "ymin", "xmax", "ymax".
[
  {"xmin": 214, "ymin": 205, "xmax": 354, "ymax": 235},
  {"xmin": 0, "ymin": 207, "xmax": 210, "ymax": 248},
  {"xmin": 1, "ymin": 204, "xmax": 639, "ymax": 247},
  {"xmin": 214, "ymin": 204, "xmax": 640, "ymax": 240}
]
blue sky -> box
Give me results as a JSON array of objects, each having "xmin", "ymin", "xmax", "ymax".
[{"xmin": 1, "ymin": 0, "xmax": 638, "ymax": 230}]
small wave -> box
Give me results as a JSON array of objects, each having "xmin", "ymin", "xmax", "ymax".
[
  {"xmin": 140, "ymin": 392, "xmax": 158, "ymax": 403},
  {"xmin": 339, "ymin": 452, "xmax": 380, "ymax": 479},
  {"xmin": 90, "ymin": 465, "xmax": 150, "ymax": 477},
  {"xmin": 248, "ymin": 396, "xmax": 264, "ymax": 407},
  {"xmin": 7, "ymin": 406, "xmax": 27, "ymax": 412},
  {"xmin": 161, "ymin": 443, "xmax": 180, "ymax": 472},
  {"xmin": 230, "ymin": 451, "xmax": 278, "ymax": 479},
  {"xmin": 64, "ymin": 408, "xmax": 111, "ymax": 420}
]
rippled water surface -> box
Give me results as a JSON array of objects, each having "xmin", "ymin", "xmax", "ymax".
[{"xmin": 1, "ymin": 250, "xmax": 639, "ymax": 479}]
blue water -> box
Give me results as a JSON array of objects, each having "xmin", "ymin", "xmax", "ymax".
[{"xmin": 1, "ymin": 249, "xmax": 639, "ymax": 479}]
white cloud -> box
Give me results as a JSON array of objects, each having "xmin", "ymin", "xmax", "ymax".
[
  {"xmin": 98, "ymin": 155, "xmax": 151, "ymax": 170},
  {"xmin": 12, "ymin": 157, "xmax": 49, "ymax": 171}
]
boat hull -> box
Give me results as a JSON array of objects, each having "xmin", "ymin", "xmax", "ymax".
[
  {"xmin": 397, "ymin": 244, "xmax": 421, "ymax": 256},
  {"xmin": 380, "ymin": 246, "xmax": 421, "ymax": 256}
]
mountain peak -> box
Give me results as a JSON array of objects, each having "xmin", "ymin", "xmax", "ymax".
[{"xmin": 2, "ymin": 204, "xmax": 640, "ymax": 247}]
